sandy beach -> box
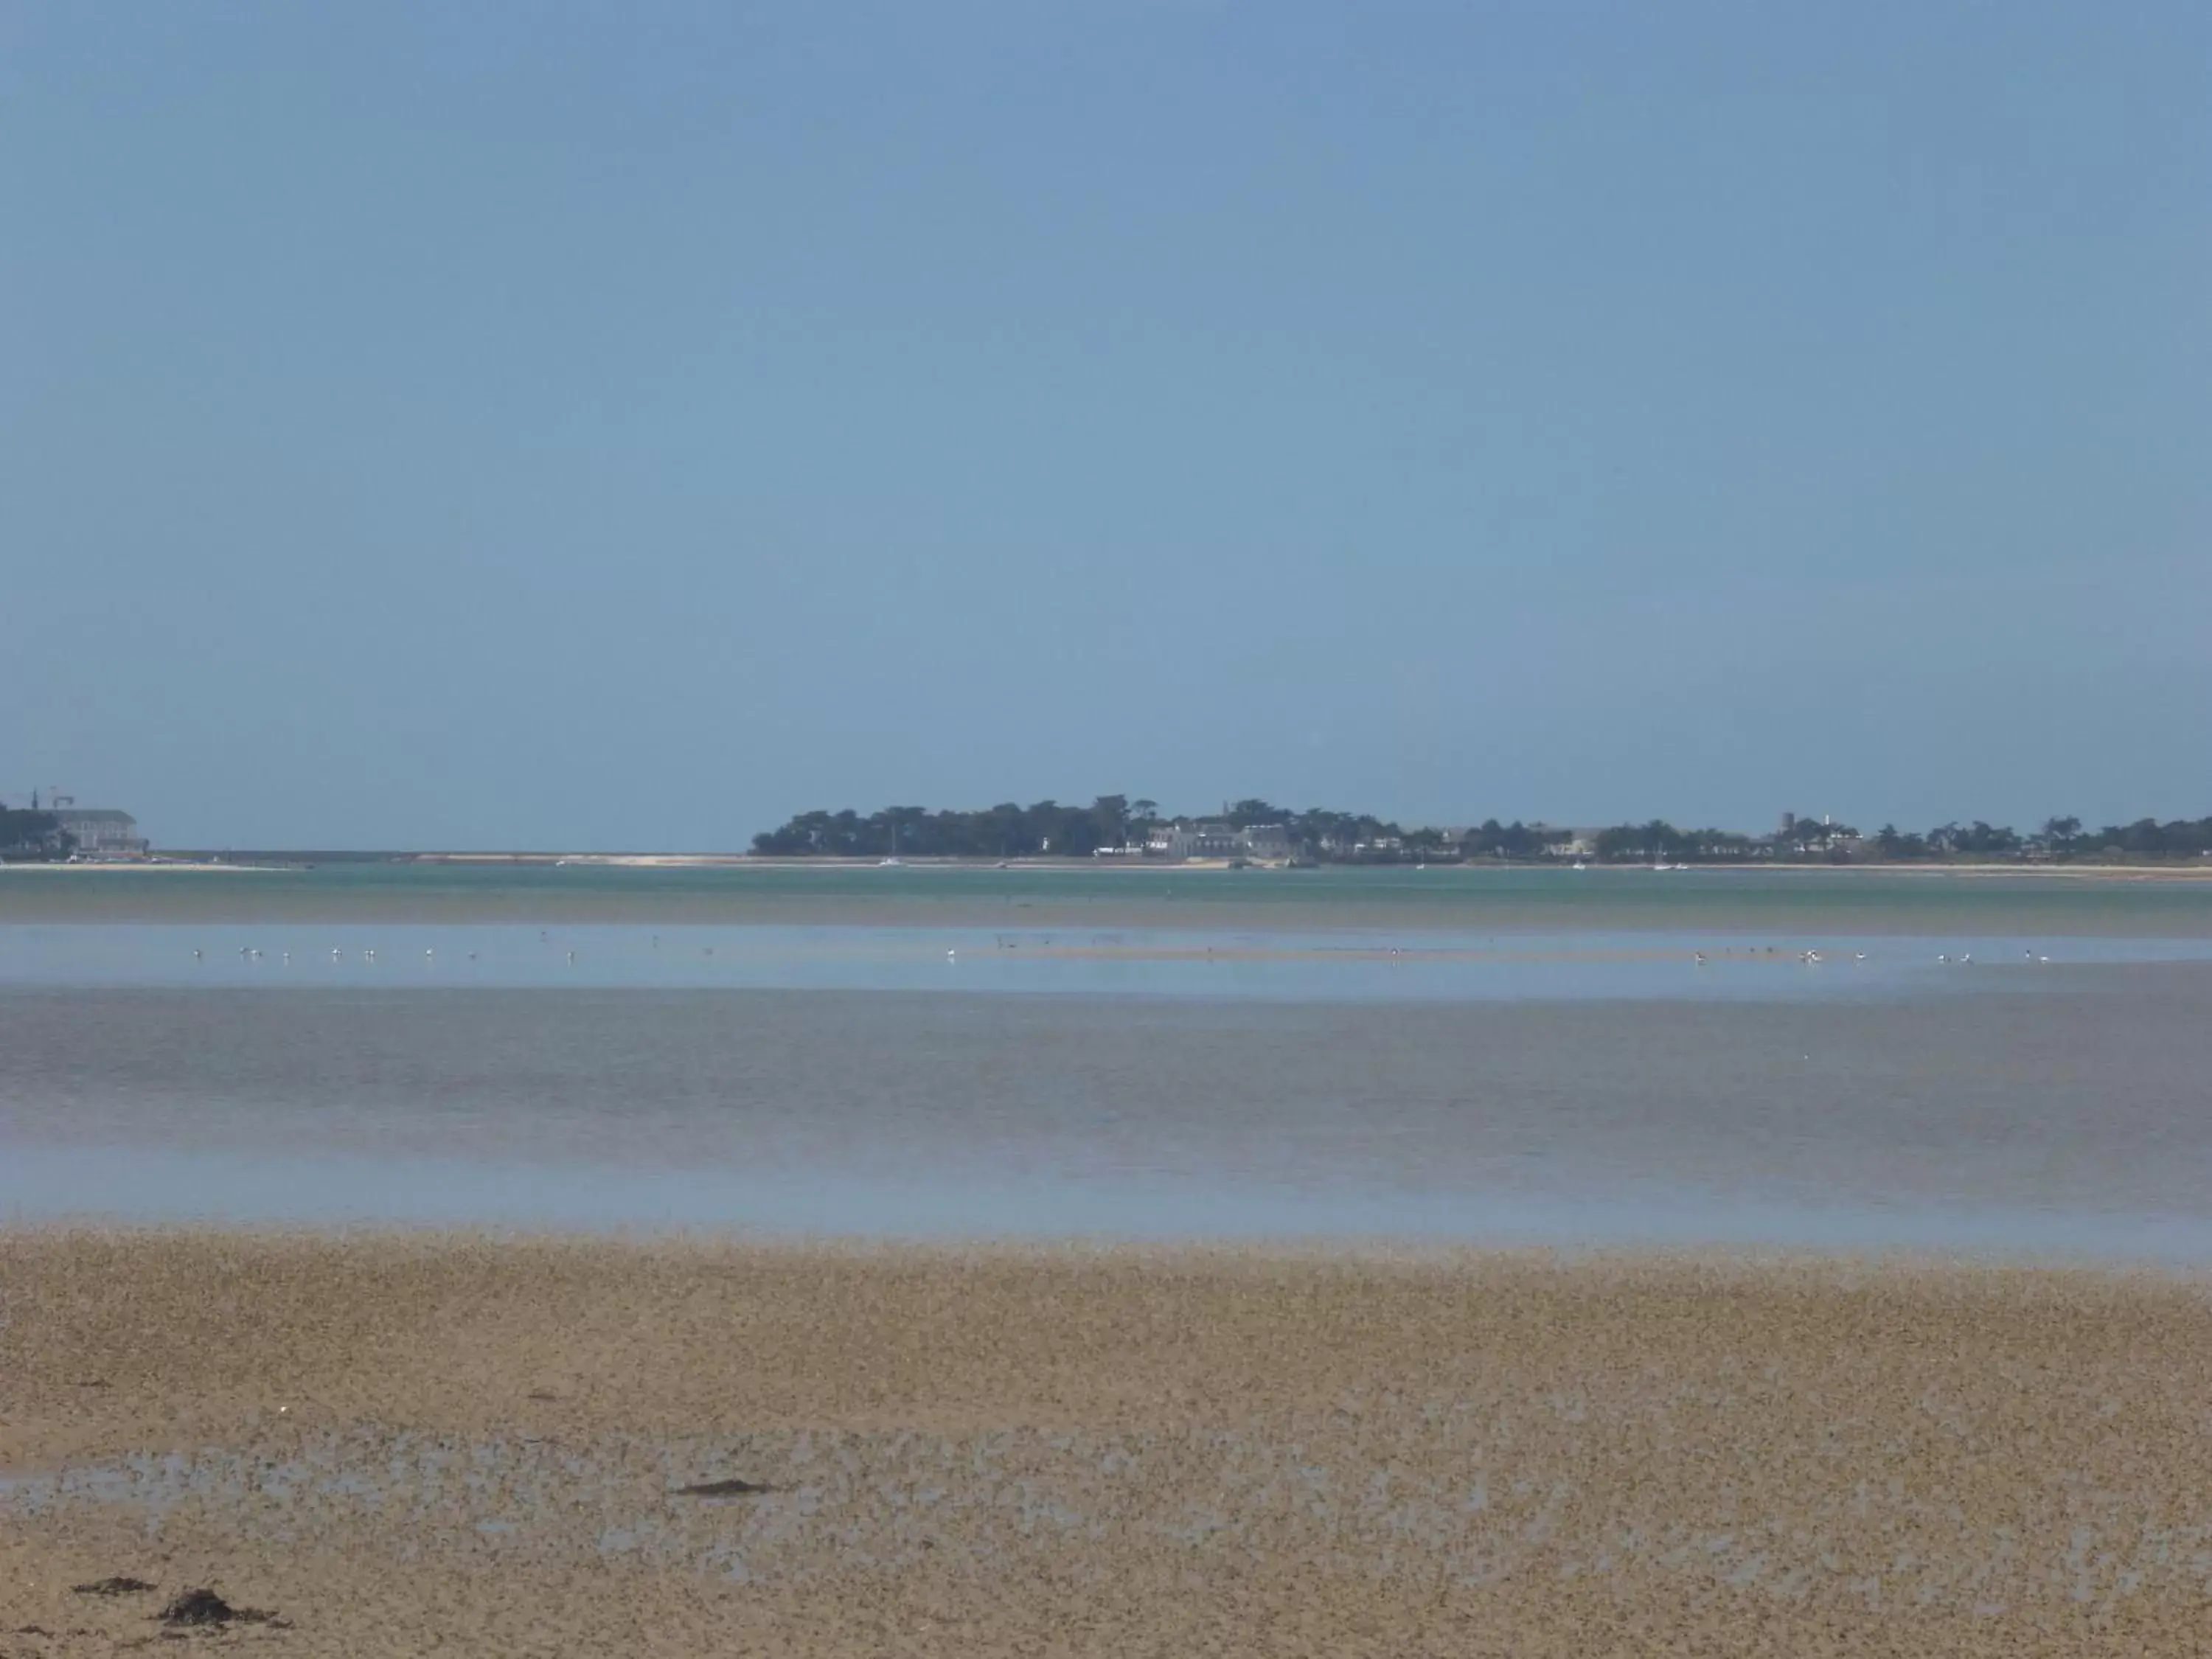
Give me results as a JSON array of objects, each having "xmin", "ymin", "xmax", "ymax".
[{"xmin": 5, "ymin": 1233, "xmax": 2210, "ymax": 1655}]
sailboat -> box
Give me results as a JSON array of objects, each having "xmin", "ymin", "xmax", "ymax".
[{"xmin": 879, "ymin": 820, "xmax": 905, "ymax": 866}]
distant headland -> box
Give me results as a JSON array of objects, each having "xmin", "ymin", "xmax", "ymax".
[{"xmin": 750, "ymin": 797, "xmax": 2212, "ymax": 868}]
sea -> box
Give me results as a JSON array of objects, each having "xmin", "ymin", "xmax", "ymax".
[{"xmin": 4, "ymin": 861, "xmax": 2211, "ymax": 1260}]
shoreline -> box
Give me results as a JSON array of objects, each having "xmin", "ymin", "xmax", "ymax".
[
  {"xmin": 17, "ymin": 851, "xmax": 2212, "ymax": 880},
  {"xmin": 0, "ymin": 860, "xmax": 288, "ymax": 874},
  {"xmin": 7, "ymin": 1230, "xmax": 2211, "ymax": 1655}
]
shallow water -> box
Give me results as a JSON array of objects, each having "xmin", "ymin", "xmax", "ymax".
[
  {"xmin": 7, "ymin": 918, "xmax": 2200, "ymax": 1001},
  {"xmin": 9, "ymin": 860, "xmax": 2212, "ymax": 936},
  {"xmin": 7, "ymin": 867, "xmax": 2211, "ymax": 1254},
  {"xmin": 5, "ymin": 958, "xmax": 2212, "ymax": 1257}
]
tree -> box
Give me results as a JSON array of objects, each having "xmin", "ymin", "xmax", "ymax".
[
  {"xmin": 1226, "ymin": 799, "xmax": 1288, "ymax": 828},
  {"xmin": 1091, "ymin": 796, "xmax": 1132, "ymax": 848},
  {"xmin": 1593, "ymin": 823, "xmax": 1656, "ymax": 861},
  {"xmin": 0, "ymin": 804, "xmax": 72, "ymax": 862}
]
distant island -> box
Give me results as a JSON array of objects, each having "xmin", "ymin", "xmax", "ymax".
[
  {"xmin": 752, "ymin": 797, "xmax": 2212, "ymax": 866},
  {"xmin": 7, "ymin": 794, "xmax": 2209, "ymax": 868}
]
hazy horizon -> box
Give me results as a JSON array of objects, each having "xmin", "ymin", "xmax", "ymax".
[{"xmin": 7, "ymin": 4, "xmax": 2208, "ymax": 850}]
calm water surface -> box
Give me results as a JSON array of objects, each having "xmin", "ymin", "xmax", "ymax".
[
  {"xmin": 4, "ymin": 867, "xmax": 2210, "ymax": 1258},
  {"xmin": 9, "ymin": 859, "xmax": 2212, "ymax": 935}
]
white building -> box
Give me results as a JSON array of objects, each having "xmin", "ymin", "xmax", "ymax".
[
  {"xmin": 54, "ymin": 807, "xmax": 147, "ymax": 858},
  {"xmin": 1152, "ymin": 822, "xmax": 1292, "ymax": 861}
]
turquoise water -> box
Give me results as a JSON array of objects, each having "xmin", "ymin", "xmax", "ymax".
[
  {"xmin": 0, "ymin": 920, "xmax": 2205, "ymax": 1001},
  {"xmin": 5, "ymin": 860, "xmax": 2212, "ymax": 934}
]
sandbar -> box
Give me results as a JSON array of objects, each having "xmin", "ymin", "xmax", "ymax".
[{"xmin": 5, "ymin": 1231, "xmax": 2209, "ymax": 1655}]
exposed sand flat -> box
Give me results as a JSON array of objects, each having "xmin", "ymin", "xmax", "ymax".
[{"xmin": 5, "ymin": 1234, "xmax": 2212, "ymax": 1655}]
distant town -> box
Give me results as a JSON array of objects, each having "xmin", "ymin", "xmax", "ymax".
[
  {"xmin": 6, "ymin": 791, "xmax": 2212, "ymax": 867},
  {"xmin": 751, "ymin": 798, "xmax": 2212, "ymax": 866}
]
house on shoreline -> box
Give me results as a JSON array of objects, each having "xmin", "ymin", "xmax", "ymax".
[
  {"xmin": 1117, "ymin": 821, "xmax": 1293, "ymax": 863},
  {"xmin": 52, "ymin": 806, "xmax": 147, "ymax": 858}
]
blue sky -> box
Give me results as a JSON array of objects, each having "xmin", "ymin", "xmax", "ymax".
[{"xmin": 4, "ymin": 2, "xmax": 2206, "ymax": 848}]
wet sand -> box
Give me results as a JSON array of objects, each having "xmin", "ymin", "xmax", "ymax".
[{"xmin": 6, "ymin": 1233, "xmax": 2211, "ymax": 1655}]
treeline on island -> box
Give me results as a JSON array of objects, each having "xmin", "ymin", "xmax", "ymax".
[
  {"xmin": 752, "ymin": 799, "xmax": 2212, "ymax": 865},
  {"xmin": 0, "ymin": 803, "xmax": 72, "ymax": 861}
]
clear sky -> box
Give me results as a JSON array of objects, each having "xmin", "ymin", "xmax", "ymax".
[{"xmin": 4, "ymin": 2, "xmax": 2206, "ymax": 849}]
